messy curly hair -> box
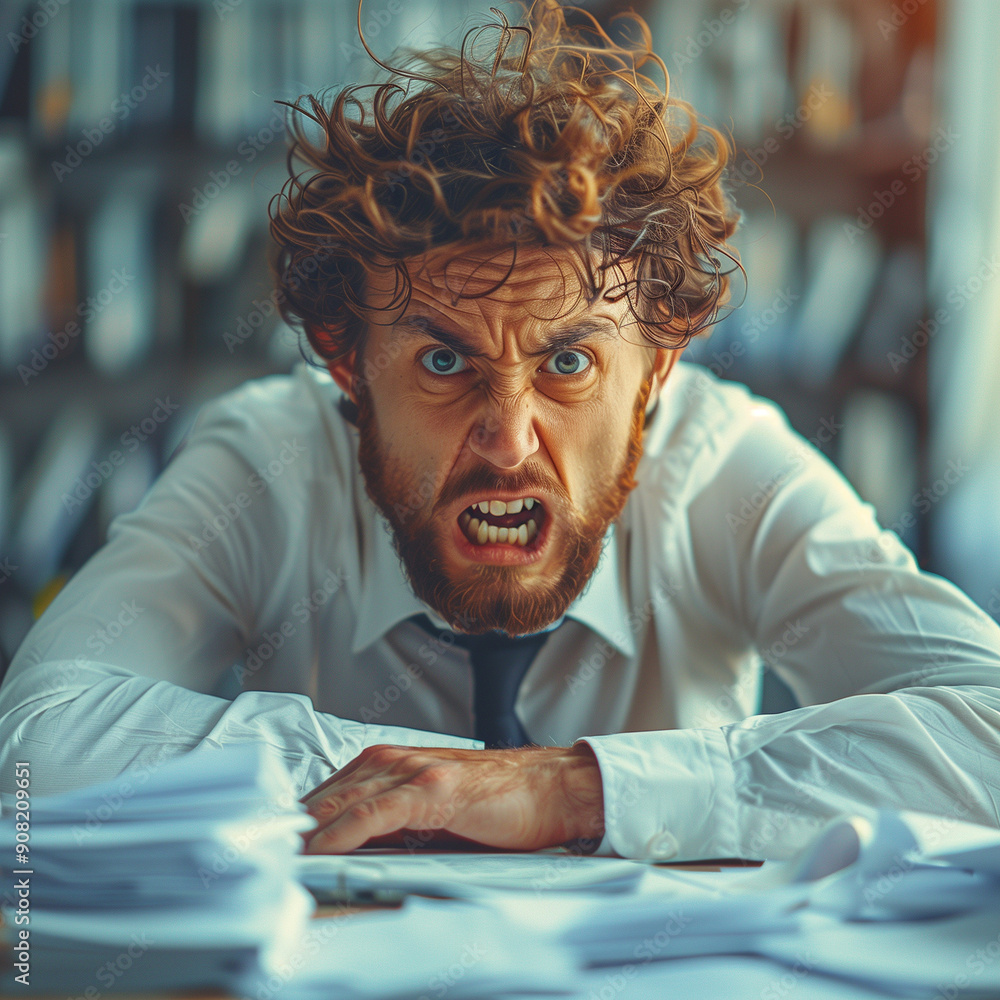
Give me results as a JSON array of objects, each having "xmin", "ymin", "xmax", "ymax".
[{"xmin": 268, "ymin": 0, "xmax": 742, "ymax": 368}]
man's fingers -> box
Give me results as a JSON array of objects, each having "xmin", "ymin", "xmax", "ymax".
[
  {"xmin": 302, "ymin": 786, "xmax": 428, "ymax": 854},
  {"xmin": 298, "ymin": 753, "xmax": 376, "ymax": 805},
  {"xmin": 300, "ymin": 771, "xmax": 418, "ymax": 850},
  {"xmin": 298, "ymin": 745, "xmax": 426, "ymax": 805}
]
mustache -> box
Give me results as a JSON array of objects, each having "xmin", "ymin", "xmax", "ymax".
[{"xmin": 436, "ymin": 463, "xmax": 569, "ymax": 513}]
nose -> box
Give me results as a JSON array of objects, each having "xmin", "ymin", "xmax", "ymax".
[{"xmin": 466, "ymin": 394, "xmax": 540, "ymax": 469}]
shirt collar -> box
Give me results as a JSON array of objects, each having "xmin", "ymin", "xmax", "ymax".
[{"xmin": 350, "ymin": 500, "xmax": 636, "ymax": 658}]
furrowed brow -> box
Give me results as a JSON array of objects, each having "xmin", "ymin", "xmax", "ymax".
[
  {"xmin": 396, "ymin": 315, "xmax": 619, "ymax": 358},
  {"xmin": 523, "ymin": 320, "xmax": 620, "ymax": 357},
  {"xmin": 395, "ymin": 317, "xmax": 489, "ymax": 358}
]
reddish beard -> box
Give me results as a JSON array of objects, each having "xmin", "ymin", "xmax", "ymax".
[{"xmin": 352, "ymin": 375, "xmax": 652, "ymax": 636}]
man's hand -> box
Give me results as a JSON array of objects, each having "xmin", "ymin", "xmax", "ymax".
[{"xmin": 299, "ymin": 743, "xmax": 605, "ymax": 854}]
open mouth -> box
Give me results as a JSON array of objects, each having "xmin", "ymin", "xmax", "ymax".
[{"xmin": 458, "ymin": 496, "xmax": 546, "ymax": 548}]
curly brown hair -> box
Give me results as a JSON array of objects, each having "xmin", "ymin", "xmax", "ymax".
[{"xmin": 268, "ymin": 0, "xmax": 742, "ymax": 367}]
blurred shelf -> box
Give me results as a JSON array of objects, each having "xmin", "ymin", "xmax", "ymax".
[{"xmin": 0, "ymin": 356, "xmax": 292, "ymax": 441}]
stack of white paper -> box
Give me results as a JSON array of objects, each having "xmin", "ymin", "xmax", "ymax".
[
  {"xmin": 242, "ymin": 897, "xmax": 578, "ymax": 1000},
  {"xmin": 0, "ymin": 746, "xmax": 315, "ymax": 996}
]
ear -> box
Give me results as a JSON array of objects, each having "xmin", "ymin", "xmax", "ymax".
[
  {"xmin": 325, "ymin": 351, "xmax": 358, "ymax": 405},
  {"xmin": 645, "ymin": 347, "xmax": 683, "ymax": 411}
]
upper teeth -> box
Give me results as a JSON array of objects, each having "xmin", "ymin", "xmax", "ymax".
[{"xmin": 472, "ymin": 498, "xmax": 536, "ymax": 515}]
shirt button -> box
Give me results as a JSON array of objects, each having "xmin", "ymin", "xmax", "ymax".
[{"xmin": 645, "ymin": 829, "xmax": 679, "ymax": 860}]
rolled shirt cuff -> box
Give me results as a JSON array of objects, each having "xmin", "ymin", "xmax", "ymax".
[{"xmin": 574, "ymin": 728, "xmax": 740, "ymax": 861}]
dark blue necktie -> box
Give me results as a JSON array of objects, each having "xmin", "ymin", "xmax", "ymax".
[{"xmin": 409, "ymin": 614, "xmax": 551, "ymax": 748}]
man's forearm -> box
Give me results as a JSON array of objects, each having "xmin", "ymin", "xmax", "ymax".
[
  {"xmin": 583, "ymin": 684, "xmax": 1000, "ymax": 861},
  {"xmin": 0, "ymin": 659, "xmax": 479, "ymax": 799}
]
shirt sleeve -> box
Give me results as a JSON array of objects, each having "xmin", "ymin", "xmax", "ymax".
[
  {"xmin": 579, "ymin": 398, "xmax": 1000, "ymax": 861},
  {"xmin": 0, "ymin": 389, "xmax": 477, "ymax": 803}
]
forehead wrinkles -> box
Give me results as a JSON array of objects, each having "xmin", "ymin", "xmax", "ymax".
[
  {"xmin": 364, "ymin": 247, "xmax": 636, "ymax": 361},
  {"xmin": 408, "ymin": 286, "xmax": 627, "ymax": 366},
  {"xmin": 419, "ymin": 244, "xmax": 582, "ymax": 297}
]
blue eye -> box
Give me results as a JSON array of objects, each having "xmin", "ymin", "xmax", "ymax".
[
  {"xmin": 420, "ymin": 348, "xmax": 469, "ymax": 375},
  {"xmin": 543, "ymin": 350, "xmax": 591, "ymax": 375}
]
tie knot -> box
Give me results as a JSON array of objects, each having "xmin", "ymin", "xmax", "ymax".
[
  {"xmin": 409, "ymin": 614, "xmax": 550, "ymax": 650},
  {"xmin": 454, "ymin": 628, "xmax": 550, "ymax": 654}
]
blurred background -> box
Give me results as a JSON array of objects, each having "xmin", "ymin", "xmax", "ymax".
[{"xmin": 0, "ymin": 0, "xmax": 999, "ymax": 682}]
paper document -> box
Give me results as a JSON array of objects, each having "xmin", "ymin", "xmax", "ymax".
[
  {"xmin": 295, "ymin": 848, "xmax": 648, "ymax": 901},
  {"xmin": 0, "ymin": 745, "xmax": 315, "ymax": 996}
]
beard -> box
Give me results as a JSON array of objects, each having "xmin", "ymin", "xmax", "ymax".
[{"xmin": 352, "ymin": 376, "xmax": 652, "ymax": 636}]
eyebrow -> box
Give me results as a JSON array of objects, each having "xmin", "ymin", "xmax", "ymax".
[{"xmin": 394, "ymin": 315, "xmax": 620, "ymax": 357}]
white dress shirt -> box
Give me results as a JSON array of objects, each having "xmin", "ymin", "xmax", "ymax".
[{"xmin": 2, "ymin": 360, "xmax": 999, "ymax": 861}]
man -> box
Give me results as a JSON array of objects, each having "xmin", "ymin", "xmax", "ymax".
[{"xmin": 2, "ymin": 2, "xmax": 999, "ymax": 862}]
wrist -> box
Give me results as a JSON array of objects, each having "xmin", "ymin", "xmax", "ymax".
[{"xmin": 560, "ymin": 743, "xmax": 605, "ymax": 847}]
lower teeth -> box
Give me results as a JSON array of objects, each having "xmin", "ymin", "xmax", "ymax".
[{"xmin": 460, "ymin": 511, "xmax": 539, "ymax": 547}]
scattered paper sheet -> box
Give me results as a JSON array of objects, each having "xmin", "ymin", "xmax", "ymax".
[{"xmin": 295, "ymin": 848, "xmax": 649, "ymax": 901}]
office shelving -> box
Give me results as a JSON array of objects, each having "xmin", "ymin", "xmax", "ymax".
[
  {"xmin": 0, "ymin": 0, "xmax": 962, "ymax": 675},
  {"xmin": 662, "ymin": 0, "xmax": 942, "ymax": 565}
]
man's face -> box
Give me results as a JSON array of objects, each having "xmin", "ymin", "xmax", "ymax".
[{"xmin": 328, "ymin": 245, "xmax": 680, "ymax": 635}]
